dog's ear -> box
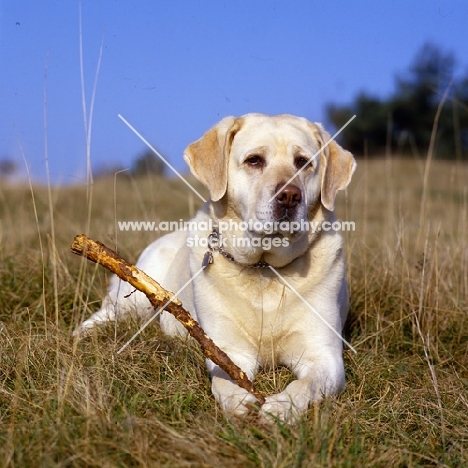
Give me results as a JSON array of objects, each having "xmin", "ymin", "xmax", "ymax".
[
  {"xmin": 184, "ymin": 116, "xmax": 243, "ymax": 202},
  {"xmin": 315, "ymin": 124, "xmax": 356, "ymax": 211}
]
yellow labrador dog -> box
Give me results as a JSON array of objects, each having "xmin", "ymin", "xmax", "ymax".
[{"xmin": 75, "ymin": 113, "xmax": 356, "ymax": 422}]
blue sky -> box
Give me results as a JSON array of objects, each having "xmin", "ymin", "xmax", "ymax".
[{"xmin": 1, "ymin": 0, "xmax": 468, "ymax": 183}]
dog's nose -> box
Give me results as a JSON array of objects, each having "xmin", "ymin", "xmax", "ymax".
[{"xmin": 275, "ymin": 183, "xmax": 302, "ymax": 207}]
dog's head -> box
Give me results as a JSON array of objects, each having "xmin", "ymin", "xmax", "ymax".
[{"xmin": 184, "ymin": 113, "xmax": 356, "ymax": 235}]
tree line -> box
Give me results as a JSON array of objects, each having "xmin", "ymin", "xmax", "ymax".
[{"xmin": 326, "ymin": 43, "xmax": 468, "ymax": 159}]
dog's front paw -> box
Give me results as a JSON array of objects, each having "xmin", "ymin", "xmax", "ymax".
[
  {"xmin": 260, "ymin": 392, "xmax": 305, "ymax": 424},
  {"xmin": 220, "ymin": 391, "xmax": 260, "ymax": 418},
  {"xmin": 260, "ymin": 380, "xmax": 314, "ymax": 423},
  {"xmin": 212, "ymin": 376, "xmax": 260, "ymax": 418}
]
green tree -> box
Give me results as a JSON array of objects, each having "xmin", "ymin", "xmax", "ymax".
[
  {"xmin": 327, "ymin": 93, "xmax": 390, "ymax": 154},
  {"xmin": 0, "ymin": 158, "xmax": 17, "ymax": 178},
  {"xmin": 131, "ymin": 151, "xmax": 166, "ymax": 177},
  {"xmin": 326, "ymin": 43, "xmax": 468, "ymax": 159}
]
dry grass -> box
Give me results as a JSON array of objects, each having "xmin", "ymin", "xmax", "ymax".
[{"xmin": 0, "ymin": 159, "xmax": 467, "ymax": 467}]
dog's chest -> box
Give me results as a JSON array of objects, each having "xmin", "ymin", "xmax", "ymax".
[{"xmin": 208, "ymin": 267, "xmax": 304, "ymax": 339}]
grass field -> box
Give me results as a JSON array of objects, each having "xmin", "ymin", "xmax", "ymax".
[{"xmin": 0, "ymin": 157, "xmax": 467, "ymax": 467}]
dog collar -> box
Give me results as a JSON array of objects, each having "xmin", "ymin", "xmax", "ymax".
[{"xmin": 202, "ymin": 228, "xmax": 270, "ymax": 270}]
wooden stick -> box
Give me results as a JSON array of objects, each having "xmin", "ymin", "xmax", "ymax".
[{"xmin": 70, "ymin": 234, "xmax": 265, "ymax": 405}]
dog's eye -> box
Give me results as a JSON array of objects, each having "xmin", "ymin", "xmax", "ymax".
[
  {"xmin": 295, "ymin": 156, "xmax": 311, "ymax": 170},
  {"xmin": 245, "ymin": 155, "xmax": 264, "ymax": 167}
]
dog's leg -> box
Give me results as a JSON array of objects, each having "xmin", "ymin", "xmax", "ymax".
[
  {"xmin": 260, "ymin": 352, "xmax": 345, "ymax": 423},
  {"xmin": 206, "ymin": 355, "xmax": 260, "ymax": 417},
  {"xmin": 73, "ymin": 275, "xmax": 155, "ymax": 335}
]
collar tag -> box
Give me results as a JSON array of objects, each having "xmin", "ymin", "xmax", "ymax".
[{"xmin": 202, "ymin": 251, "xmax": 213, "ymax": 269}]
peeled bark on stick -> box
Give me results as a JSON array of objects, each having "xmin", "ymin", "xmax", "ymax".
[{"xmin": 70, "ymin": 234, "xmax": 265, "ymax": 405}]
